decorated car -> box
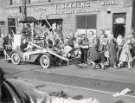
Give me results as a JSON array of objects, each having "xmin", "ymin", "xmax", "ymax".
[
  {"xmin": 4, "ymin": 33, "xmax": 81, "ymax": 69},
  {"xmin": 3, "ymin": 16, "xmax": 82, "ymax": 69}
]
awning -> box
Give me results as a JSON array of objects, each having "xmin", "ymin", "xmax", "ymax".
[{"xmin": 19, "ymin": 16, "xmax": 37, "ymax": 23}]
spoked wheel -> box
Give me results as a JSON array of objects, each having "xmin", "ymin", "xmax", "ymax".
[
  {"xmin": 11, "ymin": 52, "xmax": 21, "ymax": 65},
  {"xmin": 88, "ymin": 60, "xmax": 96, "ymax": 69},
  {"xmin": 40, "ymin": 54, "xmax": 50, "ymax": 69}
]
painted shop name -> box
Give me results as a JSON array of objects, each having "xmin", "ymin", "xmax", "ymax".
[{"xmin": 56, "ymin": 1, "xmax": 91, "ymax": 9}]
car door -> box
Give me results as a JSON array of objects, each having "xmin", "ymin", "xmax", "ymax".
[{"xmin": 1, "ymin": 81, "xmax": 22, "ymax": 103}]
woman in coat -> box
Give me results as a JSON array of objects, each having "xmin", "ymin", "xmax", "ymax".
[{"xmin": 107, "ymin": 33, "xmax": 118, "ymax": 68}]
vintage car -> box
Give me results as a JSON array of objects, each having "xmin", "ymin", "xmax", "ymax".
[
  {"xmin": 4, "ymin": 34, "xmax": 81, "ymax": 69},
  {"xmin": 4, "ymin": 16, "xmax": 82, "ymax": 69}
]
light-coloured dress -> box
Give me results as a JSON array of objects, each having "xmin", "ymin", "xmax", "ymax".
[{"xmin": 119, "ymin": 42, "xmax": 131, "ymax": 62}]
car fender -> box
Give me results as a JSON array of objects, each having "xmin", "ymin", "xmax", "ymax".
[
  {"xmin": 29, "ymin": 54, "xmax": 41, "ymax": 63},
  {"xmin": 11, "ymin": 50, "xmax": 23, "ymax": 58}
]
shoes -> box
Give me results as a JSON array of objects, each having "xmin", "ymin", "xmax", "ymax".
[
  {"xmin": 100, "ymin": 63, "xmax": 105, "ymax": 69},
  {"xmin": 117, "ymin": 62, "xmax": 123, "ymax": 68},
  {"xmin": 113, "ymin": 65, "xmax": 117, "ymax": 68}
]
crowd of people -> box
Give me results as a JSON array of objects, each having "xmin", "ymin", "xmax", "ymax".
[
  {"xmin": 75, "ymin": 29, "xmax": 135, "ymax": 69},
  {"xmin": 51, "ymin": 29, "xmax": 135, "ymax": 69},
  {"xmin": 1, "ymin": 21, "xmax": 135, "ymax": 69},
  {"xmin": 36, "ymin": 25, "xmax": 135, "ymax": 69}
]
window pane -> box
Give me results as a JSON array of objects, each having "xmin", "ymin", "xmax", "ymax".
[
  {"xmin": 8, "ymin": 18, "xmax": 16, "ymax": 26},
  {"xmin": 76, "ymin": 15, "xmax": 97, "ymax": 29},
  {"xmin": 86, "ymin": 15, "xmax": 97, "ymax": 29},
  {"xmin": 8, "ymin": 18, "xmax": 16, "ymax": 34},
  {"xmin": 76, "ymin": 15, "xmax": 86, "ymax": 29}
]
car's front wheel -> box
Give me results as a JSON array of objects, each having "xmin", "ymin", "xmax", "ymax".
[
  {"xmin": 40, "ymin": 54, "xmax": 50, "ymax": 69},
  {"xmin": 11, "ymin": 52, "xmax": 21, "ymax": 65}
]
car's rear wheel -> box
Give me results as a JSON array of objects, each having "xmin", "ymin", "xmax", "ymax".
[
  {"xmin": 11, "ymin": 52, "xmax": 21, "ymax": 65},
  {"xmin": 89, "ymin": 61, "xmax": 96, "ymax": 69},
  {"xmin": 40, "ymin": 54, "xmax": 50, "ymax": 69}
]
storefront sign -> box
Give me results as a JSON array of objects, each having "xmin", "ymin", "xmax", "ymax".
[
  {"xmin": 56, "ymin": 1, "xmax": 91, "ymax": 9},
  {"xmin": 34, "ymin": 1, "xmax": 91, "ymax": 15},
  {"xmin": 101, "ymin": 0, "xmax": 117, "ymax": 6},
  {"xmin": 115, "ymin": 17, "xmax": 125, "ymax": 24},
  {"xmin": 33, "ymin": 0, "xmax": 119, "ymax": 16}
]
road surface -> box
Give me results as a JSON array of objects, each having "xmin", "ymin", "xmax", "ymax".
[{"xmin": 0, "ymin": 59, "xmax": 135, "ymax": 103}]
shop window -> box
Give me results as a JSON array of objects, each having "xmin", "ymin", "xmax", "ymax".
[
  {"xmin": 8, "ymin": 18, "xmax": 16, "ymax": 34},
  {"xmin": 76, "ymin": 15, "xmax": 86, "ymax": 29},
  {"xmin": 76, "ymin": 14, "xmax": 97, "ymax": 29}
]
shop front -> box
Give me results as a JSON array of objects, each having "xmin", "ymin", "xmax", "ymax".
[
  {"xmin": 26, "ymin": 0, "xmax": 133, "ymax": 38},
  {"xmin": 6, "ymin": 0, "xmax": 133, "ymax": 38},
  {"xmin": 113, "ymin": 13, "xmax": 126, "ymax": 38}
]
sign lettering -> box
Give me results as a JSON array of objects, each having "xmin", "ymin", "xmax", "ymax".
[{"xmin": 34, "ymin": 0, "xmax": 118, "ymax": 16}]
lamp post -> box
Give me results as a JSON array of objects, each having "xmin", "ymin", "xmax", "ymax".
[
  {"xmin": 20, "ymin": 0, "xmax": 27, "ymax": 20},
  {"xmin": 23, "ymin": 0, "xmax": 27, "ymax": 20}
]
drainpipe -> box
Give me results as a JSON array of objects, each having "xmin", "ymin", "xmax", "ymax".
[
  {"xmin": 23, "ymin": 0, "xmax": 27, "ymax": 20},
  {"xmin": 132, "ymin": 0, "xmax": 135, "ymax": 30}
]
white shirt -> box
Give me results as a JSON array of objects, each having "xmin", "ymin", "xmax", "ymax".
[{"xmin": 117, "ymin": 35, "xmax": 124, "ymax": 46}]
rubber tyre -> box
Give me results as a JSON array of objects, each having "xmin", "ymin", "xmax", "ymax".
[
  {"xmin": 11, "ymin": 52, "xmax": 21, "ymax": 65},
  {"xmin": 40, "ymin": 54, "xmax": 50, "ymax": 69}
]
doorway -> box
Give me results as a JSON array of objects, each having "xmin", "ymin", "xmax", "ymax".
[
  {"xmin": 113, "ymin": 24, "xmax": 125, "ymax": 38},
  {"xmin": 113, "ymin": 13, "xmax": 126, "ymax": 38}
]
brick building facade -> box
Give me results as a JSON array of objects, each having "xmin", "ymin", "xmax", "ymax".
[{"xmin": 3, "ymin": 0, "xmax": 134, "ymax": 38}]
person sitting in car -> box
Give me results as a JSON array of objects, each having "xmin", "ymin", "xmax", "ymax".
[{"xmin": 20, "ymin": 39, "xmax": 29, "ymax": 52}]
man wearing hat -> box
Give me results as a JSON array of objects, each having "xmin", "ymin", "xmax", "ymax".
[{"xmin": 78, "ymin": 34, "xmax": 89, "ymax": 63}]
